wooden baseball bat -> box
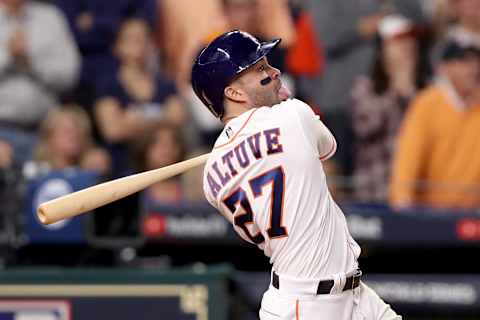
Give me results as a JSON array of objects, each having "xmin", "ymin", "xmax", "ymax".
[{"xmin": 37, "ymin": 153, "xmax": 210, "ymax": 225}]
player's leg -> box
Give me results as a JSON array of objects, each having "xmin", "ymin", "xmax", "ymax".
[
  {"xmin": 260, "ymin": 286, "xmax": 356, "ymax": 320},
  {"xmin": 353, "ymin": 282, "xmax": 402, "ymax": 320},
  {"xmin": 259, "ymin": 287, "xmax": 297, "ymax": 320}
]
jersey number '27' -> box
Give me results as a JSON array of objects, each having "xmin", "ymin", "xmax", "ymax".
[{"xmin": 222, "ymin": 166, "xmax": 288, "ymax": 244}]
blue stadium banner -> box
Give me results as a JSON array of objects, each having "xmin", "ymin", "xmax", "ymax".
[
  {"xmin": 140, "ymin": 201, "xmax": 480, "ymax": 247},
  {"xmin": 141, "ymin": 201, "xmax": 238, "ymax": 243},
  {"xmin": 25, "ymin": 169, "xmax": 98, "ymax": 244},
  {"xmin": 343, "ymin": 203, "xmax": 480, "ymax": 247}
]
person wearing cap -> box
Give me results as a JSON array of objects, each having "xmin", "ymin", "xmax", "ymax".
[
  {"xmin": 350, "ymin": 14, "xmax": 421, "ymax": 203},
  {"xmin": 389, "ymin": 40, "xmax": 480, "ymax": 210},
  {"xmin": 303, "ymin": 0, "xmax": 425, "ymax": 178},
  {"xmin": 192, "ymin": 30, "xmax": 401, "ymax": 320},
  {"xmin": 447, "ymin": 0, "xmax": 480, "ymax": 47}
]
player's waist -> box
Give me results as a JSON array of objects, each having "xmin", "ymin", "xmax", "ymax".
[{"xmin": 270, "ymin": 268, "xmax": 362, "ymax": 295}]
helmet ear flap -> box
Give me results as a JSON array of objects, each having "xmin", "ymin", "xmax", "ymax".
[
  {"xmin": 200, "ymin": 90, "xmax": 213, "ymax": 107},
  {"xmin": 200, "ymin": 89, "xmax": 222, "ymax": 118}
]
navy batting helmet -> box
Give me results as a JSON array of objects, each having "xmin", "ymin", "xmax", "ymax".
[{"xmin": 191, "ymin": 30, "xmax": 281, "ymax": 118}]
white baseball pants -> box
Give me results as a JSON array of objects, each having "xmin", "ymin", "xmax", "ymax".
[{"xmin": 259, "ymin": 277, "xmax": 401, "ymax": 320}]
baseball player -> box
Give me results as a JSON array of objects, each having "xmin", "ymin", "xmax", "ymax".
[{"xmin": 191, "ymin": 30, "xmax": 401, "ymax": 320}]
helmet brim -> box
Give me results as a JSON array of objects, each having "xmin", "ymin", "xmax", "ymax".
[
  {"xmin": 234, "ymin": 38, "xmax": 282, "ymax": 76},
  {"xmin": 254, "ymin": 38, "xmax": 282, "ymax": 66}
]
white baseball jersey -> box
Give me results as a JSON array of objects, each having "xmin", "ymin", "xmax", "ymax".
[{"xmin": 203, "ymin": 99, "xmax": 360, "ymax": 279}]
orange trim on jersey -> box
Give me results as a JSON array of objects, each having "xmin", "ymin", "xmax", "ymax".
[
  {"xmin": 214, "ymin": 108, "xmax": 258, "ymax": 149},
  {"xmin": 319, "ymin": 134, "xmax": 336, "ymax": 161},
  {"xmin": 296, "ymin": 299, "xmax": 300, "ymax": 320}
]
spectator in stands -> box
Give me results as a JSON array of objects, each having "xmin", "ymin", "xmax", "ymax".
[
  {"xmin": 160, "ymin": 0, "xmax": 295, "ymax": 90},
  {"xmin": 223, "ymin": 0, "xmax": 257, "ymax": 35},
  {"xmin": 284, "ymin": 1, "xmax": 323, "ymax": 105},
  {"xmin": 447, "ymin": 0, "xmax": 480, "ymax": 47},
  {"xmin": 305, "ymin": 0, "xmax": 425, "ymax": 177},
  {"xmin": 351, "ymin": 15, "xmax": 420, "ymax": 203},
  {"xmin": 54, "ymin": 0, "xmax": 156, "ymax": 106},
  {"xmin": 181, "ymin": 149, "xmax": 209, "ymax": 203},
  {"xmin": 94, "ymin": 18, "xmax": 185, "ymax": 177},
  {"xmin": 0, "ymin": 140, "xmax": 12, "ymax": 173},
  {"xmin": 420, "ymin": 0, "xmax": 453, "ymax": 37},
  {"xmin": 80, "ymin": 147, "xmax": 111, "ymax": 178},
  {"xmin": 0, "ymin": 139, "xmax": 21, "ymax": 238},
  {"xmin": 135, "ymin": 122, "xmax": 186, "ymax": 206},
  {"xmin": 0, "ymin": 0, "xmax": 80, "ymax": 165},
  {"xmin": 33, "ymin": 106, "xmax": 110, "ymax": 177},
  {"xmin": 422, "ymin": 0, "xmax": 480, "ymax": 79},
  {"xmin": 223, "ymin": 0, "xmax": 295, "ymax": 77},
  {"xmin": 389, "ymin": 40, "xmax": 480, "ymax": 210},
  {"xmin": 158, "ymin": 0, "xmax": 229, "ymax": 91}
]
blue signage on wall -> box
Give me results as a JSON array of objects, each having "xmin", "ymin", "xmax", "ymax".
[{"xmin": 25, "ymin": 169, "xmax": 98, "ymax": 244}]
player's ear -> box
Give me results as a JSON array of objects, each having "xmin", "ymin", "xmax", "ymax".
[{"xmin": 224, "ymin": 85, "xmax": 248, "ymax": 103}]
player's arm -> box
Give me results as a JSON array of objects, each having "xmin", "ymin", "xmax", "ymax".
[
  {"xmin": 290, "ymin": 99, "xmax": 337, "ymax": 161},
  {"xmin": 314, "ymin": 117, "xmax": 337, "ymax": 161},
  {"xmin": 202, "ymin": 168, "xmax": 234, "ymax": 224}
]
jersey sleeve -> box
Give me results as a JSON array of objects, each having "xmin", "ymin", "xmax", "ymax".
[{"xmin": 290, "ymin": 99, "xmax": 337, "ymax": 161}]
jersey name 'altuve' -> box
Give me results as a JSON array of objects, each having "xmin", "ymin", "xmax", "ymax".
[{"xmin": 206, "ymin": 128, "xmax": 283, "ymax": 198}]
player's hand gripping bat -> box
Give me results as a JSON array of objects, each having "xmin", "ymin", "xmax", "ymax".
[{"xmin": 37, "ymin": 153, "xmax": 210, "ymax": 225}]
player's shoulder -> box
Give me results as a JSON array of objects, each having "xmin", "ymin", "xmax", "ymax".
[
  {"xmin": 268, "ymin": 98, "xmax": 312, "ymax": 113},
  {"xmin": 257, "ymin": 98, "xmax": 315, "ymax": 121},
  {"xmin": 209, "ymin": 99, "xmax": 315, "ymax": 151},
  {"xmin": 276, "ymin": 98, "xmax": 319, "ymax": 127}
]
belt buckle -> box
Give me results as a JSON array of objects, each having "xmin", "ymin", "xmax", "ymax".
[{"xmin": 351, "ymin": 269, "xmax": 362, "ymax": 289}]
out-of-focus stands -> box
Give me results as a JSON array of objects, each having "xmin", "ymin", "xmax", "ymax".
[{"xmin": 1, "ymin": 0, "xmax": 480, "ymax": 263}]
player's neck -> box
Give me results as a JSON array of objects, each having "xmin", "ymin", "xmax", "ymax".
[{"xmin": 222, "ymin": 102, "xmax": 253, "ymax": 124}]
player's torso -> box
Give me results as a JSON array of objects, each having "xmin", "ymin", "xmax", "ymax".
[{"xmin": 203, "ymin": 101, "xmax": 360, "ymax": 279}]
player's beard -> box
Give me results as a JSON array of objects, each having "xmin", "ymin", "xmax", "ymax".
[{"xmin": 248, "ymin": 80, "xmax": 289, "ymax": 108}]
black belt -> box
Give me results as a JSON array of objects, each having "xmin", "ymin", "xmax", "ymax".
[{"xmin": 272, "ymin": 269, "xmax": 362, "ymax": 294}]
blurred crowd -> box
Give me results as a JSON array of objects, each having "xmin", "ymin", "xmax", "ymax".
[{"xmin": 1, "ymin": 0, "xmax": 480, "ymax": 239}]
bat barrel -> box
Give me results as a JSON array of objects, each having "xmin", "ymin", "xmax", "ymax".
[{"xmin": 36, "ymin": 153, "xmax": 210, "ymax": 225}]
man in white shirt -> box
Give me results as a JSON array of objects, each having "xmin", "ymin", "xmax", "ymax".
[
  {"xmin": 191, "ymin": 30, "xmax": 401, "ymax": 320},
  {"xmin": 0, "ymin": 0, "xmax": 80, "ymax": 163}
]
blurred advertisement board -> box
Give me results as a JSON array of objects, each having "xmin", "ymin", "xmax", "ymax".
[{"xmin": 25, "ymin": 170, "xmax": 98, "ymax": 244}]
